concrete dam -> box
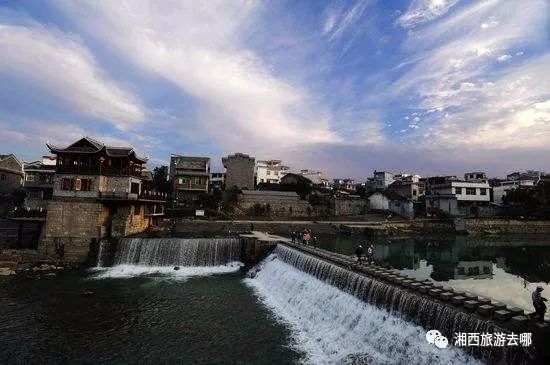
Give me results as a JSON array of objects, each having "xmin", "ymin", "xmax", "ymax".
[{"xmin": 94, "ymin": 233, "xmax": 549, "ymax": 364}]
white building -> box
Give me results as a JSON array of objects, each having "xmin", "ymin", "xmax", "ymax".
[
  {"xmin": 426, "ymin": 174, "xmax": 492, "ymax": 217},
  {"xmin": 492, "ymin": 180, "xmax": 537, "ymax": 206},
  {"xmin": 256, "ymin": 160, "xmax": 290, "ymax": 184},
  {"xmin": 367, "ymin": 190, "xmax": 414, "ymax": 219}
]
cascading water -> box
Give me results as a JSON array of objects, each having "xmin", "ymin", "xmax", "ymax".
[
  {"xmin": 245, "ymin": 245, "xmax": 532, "ymax": 364},
  {"xmin": 91, "ymin": 237, "xmax": 243, "ymax": 279}
]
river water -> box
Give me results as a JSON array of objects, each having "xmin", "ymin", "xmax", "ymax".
[
  {"xmin": 316, "ymin": 234, "xmax": 550, "ymax": 316},
  {"xmin": 0, "ymin": 235, "xmax": 542, "ymax": 363}
]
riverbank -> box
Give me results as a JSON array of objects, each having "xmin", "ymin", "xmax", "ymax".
[{"xmin": 148, "ymin": 217, "xmax": 550, "ymax": 238}]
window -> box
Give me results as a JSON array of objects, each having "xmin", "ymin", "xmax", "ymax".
[
  {"xmin": 178, "ymin": 178, "xmax": 183, "ymax": 184},
  {"xmin": 480, "ymin": 188, "xmax": 487, "ymax": 195},
  {"xmin": 0, "ymin": 174, "xmax": 5, "ymax": 181},
  {"xmin": 266, "ymin": 170, "xmax": 271, "ymax": 175},
  {"xmin": 75, "ymin": 178, "xmax": 92, "ymax": 191},
  {"xmin": 454, "ymin": 187, "xmax": 462, "ymax": 194},
  {"xmin": 61, "ymin": 178, "xmax": 74, "ymax": 190},
  {"xmin": 131, "ymin": 182, "xmax": 140, "ymax": 194},
  {"xmin": 466, "ymin": 187, "xmax": 476, "ymax": 195},
  {"xmin": 26, "ymin": 174, "xmax": 36, "ymax": 181},
  {"xmin": 194, "ymin": 178, "xmax": 201, "ymax": 185}
]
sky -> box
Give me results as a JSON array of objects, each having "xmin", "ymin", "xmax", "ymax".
[{"xmin": 0, "ymin": 0, "xmax": 548, "ymax": 179}]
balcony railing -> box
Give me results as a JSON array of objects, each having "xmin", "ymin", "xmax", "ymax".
[
  {"xmin": 97, "ymin": 191, "xmax": 167, "ymax": 201},
  {"xmin": 56, "ymin": 165, "xmax": 143, "ymax": 178}
]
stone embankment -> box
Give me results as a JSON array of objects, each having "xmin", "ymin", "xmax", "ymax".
[{"xmin": 0, "ymin": 249, "xmax": 66, "ymax": 278}]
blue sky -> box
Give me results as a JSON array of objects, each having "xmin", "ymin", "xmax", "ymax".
[{"xmin": 0, "ymin": 0, "xmax": 548, "ymax": 179}]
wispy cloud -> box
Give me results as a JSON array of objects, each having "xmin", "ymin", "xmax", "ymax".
[
  {"xmin": 390, "ymin": 0, "xmax": 549, "ymax": 150},
  {"xmin": 323, "ymin": 0, "xmax": 371, "ymax": 41},
  {"xmin": 398, "ymin": 0, "xmax": 459, "ymax": 28},
  {"xmin": 55, "ymin": 0, "xmax": 343, "ymax": 156},
  {"xmin": 0, "ymin": 21, "xmax": 146, "ymax": 129}
]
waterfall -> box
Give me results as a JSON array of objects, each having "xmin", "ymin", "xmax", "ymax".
[
  {"xmin": 91, "ymin": 237, "xmax": 243, "ymax": 279},
  {"xmin": 245, "ymin": 245, "xmax": 532, "ymax": 364},
  {"xmin": 113, "ymin": 237, "xmax": 242, "ymax": 266}
]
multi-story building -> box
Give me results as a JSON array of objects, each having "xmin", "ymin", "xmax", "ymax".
[
  {"xmin": 170, "ymin": 155, "xmax": 210, "ymax": 206},
  {"xmin": 369, "ymin": 171, "xmax": 394, "ymax": 190},
  {"xmin": 256, "ymin": 160, "xmax": 290, "ymax": 184},
  {"xmin": 464, "ymin": 171, "xmax": 488, "ymax": 182},
  {"xmin": 222, "ymin": 153, "xmax": 255, "ymax": 190},
  {"xmin": 425, "ymin": 174, "xmax": 491, "ymax": 217},
  {"xmin": 506, "ymin": 170, "xmax": 545, "ymax": 182},
  {"xmin": 333, "ymin": 178, "xmax": 356, "ymax": 192},
  {"xmin": 388, "ymin": 174, "xmax": 424, "ymax": 201},
  {"xmin": 41, "ymin": 137, "xmax": 165, "ymax": 263},
  {"xmin": 0, "ymin": 153, "xmax": 23, "ymax": 194},
  {"xmin": 210, "ymin": 172, "xmax": 225, "ymax": 192},
  {"xmin": 492, "ymin": 179, "xmax": 538, "ymax": 206},
  {"xmin": 23, "ymin": 156, "xmax": 56, "ymax": 210}
]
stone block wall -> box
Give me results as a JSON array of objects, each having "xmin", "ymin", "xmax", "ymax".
[
  {"xmin": 331, "ymin": 197, "xmax": 368, "ymax": 216},
  {"xmin": 111, "ymin": 204, "xmax": 150, "ymax": 237},
  {"xmin": 40, "ymin": 200, "xmax": 110, "ymax": 263},
  {"xmin": 0, "ymin": 170, "xmax": 22, "ymax": 194},
  {"xmin": 238, "ymin": 201, "xmax": 312, "ymax": 217}
]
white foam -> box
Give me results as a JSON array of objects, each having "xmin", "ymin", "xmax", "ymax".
[
  {"xmin": 89, "ymin": 262, "xmax": 243, "ymax": 280},
  {"xmin": 245, "ymin": 254, "xmax": 482, "ymax": 365}
]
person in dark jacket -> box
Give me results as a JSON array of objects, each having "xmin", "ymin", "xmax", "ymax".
[
  {"xmin": 291, "ymin": 231, "xmax": 296, "ymax": 243},
  {"xmin": 532, "ymin": 286, "xmax": 548, "ymax": 323},
  {"xmin": 355, "ymin": 245, "xmax": 364, "ymax": 264}
]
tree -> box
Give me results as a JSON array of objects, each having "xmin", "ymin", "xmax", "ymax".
[
  {"xmin": 145, "ymin": 165, "xmax": 171, "ymax": 194},
  {"xmin": 502, "ymin": 187, "xmax": 540, "ymax": 217}
]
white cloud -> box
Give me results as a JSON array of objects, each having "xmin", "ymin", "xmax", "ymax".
[
  {"xmin": 55, "ymin": 0, "xmax": 344, "ymax": 156},
  {"xmin": 398, "ymin": 0, "xmax": 459, "ymax": 28},
  {"xmin": 0, "ymin": 22, "xmax": 146, "ymax": 129},
  {"xmin": 497, "ymin": 54, "xmax": 512, "ymax": 62},
  {"xmin": 389, "ymin": 0, "xmax": 549, "ymax": 151},
  {"xmin": 323, "ymin": 0, "xmax": 371, "ymax": 41}
]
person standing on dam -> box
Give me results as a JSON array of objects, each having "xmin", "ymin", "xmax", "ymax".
[
  {"xmin": 532, "ymin": 286, "xmax": 548, "ymax": 323},
  {"xmin": 355, "ymin": 245, "xmax": 364, "ymax": 264},
  {"xmin": 367, "ymin": 244, "xmax": 375, "ymax": 264}
]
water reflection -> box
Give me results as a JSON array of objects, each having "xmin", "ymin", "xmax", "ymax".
[{"xmin": 317, "ymin": 234, "xmax": 550, "ymax": 314}]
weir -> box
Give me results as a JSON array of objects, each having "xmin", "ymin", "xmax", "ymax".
[
  {"xmin": 93, "ymin": 234, "xmax": 548, "ymax": 363},
  {"xmin": 270, "ymin": 241, "xmax": 549, "ymax": 364}
]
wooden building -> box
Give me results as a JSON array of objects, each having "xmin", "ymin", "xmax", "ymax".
[{"xmin": 40, "ymin": 137, "xmax": 166, "ymax": 264}]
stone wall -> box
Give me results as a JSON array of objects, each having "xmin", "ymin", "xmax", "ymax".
[
  {"xmin": 40, "ymin": 200, "xmax": 109, "ymax": 263},
  {"xmin": 331, "ymin": 197, "xmax": 367, "ymax": 216},
  {"xmin": 0, "ymin": 170, "xmax": 22, "ymax": 194},
  {"xmin": 238, "ymin": 201, "xmax": 312, "ymax": 218},
  {"xmin": 111, "ymin": 204, "xmax": 150, "ymax": 237},
  {"xmin": 464, "ymin": 218, "xmax": 550, "ymax": 234}
]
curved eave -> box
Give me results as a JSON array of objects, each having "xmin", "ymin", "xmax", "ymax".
[{"xmin": 46, "ymin": 143, "xmax": 104, "ymax": 154}]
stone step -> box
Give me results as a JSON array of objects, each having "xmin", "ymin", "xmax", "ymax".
[
  {"xmin": 506, "ymin": 307, "xmax": 524, "ymax": 316},
  {"xmin": 491, "ymin": 301, "xmax": 506, "ymax": 310},
  {"xmin": 510, "ymin": 315, "xmax": 529, "ymax": 326},
  {"xmin": 494, "ymin": 310, "xmax": 513, "ymax": 321},
  {"xmin": 451, "ymin": 296, "xmax": 466, "ymax": 305},
  {"xmin": 440, "ymin": 292, "xmax": 453, "ymax": 301},
  {"xmin": 477, "ymin": 304, "xmax": 496, "ymax": 316},
  {"xmin": 477, "ymin": 297, "xmax": 491, "ymax": 305},
  {"xmin": 464, "ymin": 300, "xmax": 480, "ymax": 310}
]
